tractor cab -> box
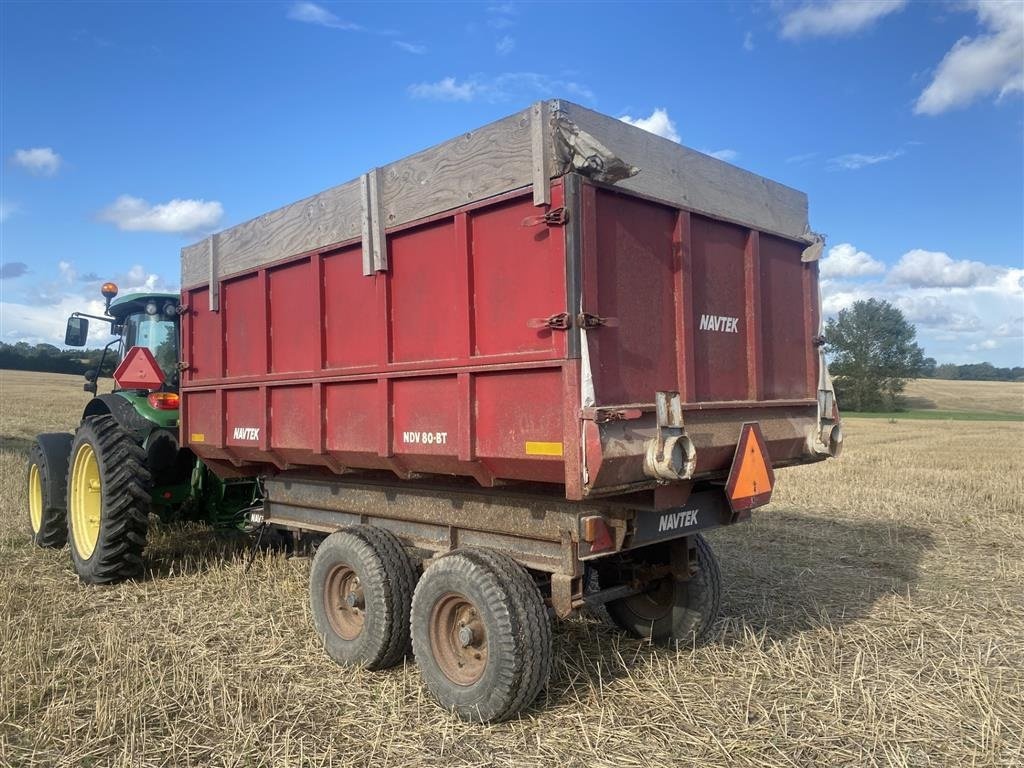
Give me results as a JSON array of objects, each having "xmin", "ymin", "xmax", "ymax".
[{"xmin": 64, "ymin": 282, "xmax": 181, "ymax": 394}]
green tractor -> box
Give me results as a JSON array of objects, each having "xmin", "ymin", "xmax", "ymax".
[{"xmin": 25, "ymin": 282, "xmax": 259, "ymax": 584}]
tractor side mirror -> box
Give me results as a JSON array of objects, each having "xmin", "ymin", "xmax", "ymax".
[
  {"xmin": 65, "ymin": 316, "xmax": 88, "ymax": 347},
  {"xmin": 83, "ymin": 368, "xmax": 98, "ymax": 394}
]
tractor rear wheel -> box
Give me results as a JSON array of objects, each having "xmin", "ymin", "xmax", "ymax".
[
  {"xmin": 411, "ymin": 548, "xmax": 552, "ymax": 722},
  {"xmin": 26, "ymin": 433, "xmax": 73, "ymax": 548},
  {"xmin": 309, "ymin": 526, "xmax": 418, "ymax": 670},
  {"xmin": 66, "ymin": 415, "xmax": 152, "ymax": 584}
]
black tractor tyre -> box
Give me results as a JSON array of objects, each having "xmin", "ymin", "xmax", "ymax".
[
  {"xmin": 66, "ymin": 415, "xmax": 152, "ymax": 584},
  {"xmin": 411, "ymin": 548, "xmax": 553, "ymax": 723},
  {"xmin": 26, "ymin": 433, "xmax": 73, "ymax": 548},
  {"xmin": 605, "ymin": 534, "xmax": 722, "ymax": 647},
  {"xmin": 309, "ymin": 526, "xmax": 418, "ymax": 671}
]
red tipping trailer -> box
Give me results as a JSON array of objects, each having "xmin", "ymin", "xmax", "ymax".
[{"xmin": 180, "ymin": 100, "xmax": 841, "ymax": 721}]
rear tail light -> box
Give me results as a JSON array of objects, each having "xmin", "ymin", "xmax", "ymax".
[
  {"xmin": 580, "ymin": 515, "xmax": 614, "ymax": 554},
  {"xmin": 147, "ymin": 392, "xmax": 180, "ymax": 410}
]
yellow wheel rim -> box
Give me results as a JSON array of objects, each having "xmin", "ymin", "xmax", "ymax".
[
  {"xmin": 28, "ymin": 463, "xmax": 43, "ymax": 534},
  {"xmin": 70, "ymin": 443, "xmax": 102, "ymax": 559}
]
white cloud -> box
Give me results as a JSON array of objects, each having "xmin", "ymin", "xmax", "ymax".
[
  {"xmin": 915, "ymin": 1, "xmax": 1024, "ymax": 115},
  {"xmin": 744, "ymin": 31, "xmax": 754, "ymax": 51},
  {"xmin": 780, "ymin": 0, "xmax": 907, "ymax": 39},
  {"xmin": 287, "ymin": 2, "xmax": 360, "ymax": 30},
  {"xmin": 0, "ymin": 294, "xmax": 109, "ymax": 346},
  {"xmin": 994, "ymin": 316, "xmax": 1024, "ymax": 337},
  {"xmin": 487, "ymin": 3, "xmax": 517, "ymax": 29},
  {"xmin": 0, "ymin": 261, "xmax": 177, "ymax": 347},
  {"xmin": 409, "ymin": 76, "xmax": 482, "ymax": 102},
  {"xmin": 895, "ymin": 295, "xmax": 983, "ymax": 331},
  {"xmin": 889, "ymin": 249, "xmax": 992, "ymax": 288},
  {"xmin": 618, "ymin": 108, "xmax": 680, "ymax": 143},
  {"xmin": 828, "ymin": 149, "xmax": 904, "ymax": 170},
  {"xmin": 786, "ymin": 152, "xmax": 818, "ymax": 164},
  {"xmin": 496, "ymin": 35, "xmax": 516, "ymax": 55},
  {"xmin": 393, "ymin": 40, "xmax": 426, "ymax": 54},
  {"xmin": 820, "ymin": 254, "xmax": 1024, "ymax": 365},
  {"xmin": 820, "ymin": 243, "xmax": 887, "ymax": 279},
  {"xmin": 967, "ymin": 339, "xmax": 999, "ymax": 352},
  {"xmin": 98, "ymin": 195, "xmax": 223, "ymax": 234},
  {"xmin": 705, "ymin": 148, "xmax": 739, "ymax": 162},
  {"xmin": 10, "ymin": 147, "xmax": 62, "ymax": 176},
  {"xmin": 409, "ymin": 73, "xmax": 594, "ymax": 104}
]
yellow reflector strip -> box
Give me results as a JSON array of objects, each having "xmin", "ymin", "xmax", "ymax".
[
  {"xmin": 525, "ymin": 441, "xmax": 563, "ymax": 457},
  {"xmin": 191, "ymin": 433, "xmax": 206, "ymax": 443}
]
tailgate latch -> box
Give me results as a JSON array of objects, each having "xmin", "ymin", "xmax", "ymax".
[
  {"xmin": 521, "ymin": 207, "xmax": 569, "ymax": 227},
  {"xmin": 527, "ymin": 313, "xmax": 571, "ymax": 330},
  {"xmin": 578, "ymin": 312, "xmax": 619, "ymax": 330}
]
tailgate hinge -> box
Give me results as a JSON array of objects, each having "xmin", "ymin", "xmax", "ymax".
[{"xmin": 521, "ymin": 207, "xmax": 569, "ymax": 227}]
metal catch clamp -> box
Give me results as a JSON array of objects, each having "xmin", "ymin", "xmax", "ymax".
[
  {"xmin": 521, "ymin": 207, "xmax": 569, "ymax": 227},
  {"xmin": 578, "ymin": 313, "xmax": 618, "ymax": 330},
  {"xmin": 527, "ymin": 313, "xmax": 571, "ymax": 330}
]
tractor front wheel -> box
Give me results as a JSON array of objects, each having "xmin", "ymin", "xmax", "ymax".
[
  {"xmin": 67, "ymin": 415, "xmax": 152, "ymax": 584},
  {"xmin": 26, "ymin": 433, "xmax": 73, "ymax": 548}
]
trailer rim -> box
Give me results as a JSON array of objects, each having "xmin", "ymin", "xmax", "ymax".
[
  {"xmin": 323, "ymin": 563, "xmax": 365, "ymax": 641},
  {"xmin": 429, "ymin": 592, "xmax": 488, "ymax": 686},
  {"xmin": 614, "ymin": 577, "xmax": 676, "ymax": 623}
]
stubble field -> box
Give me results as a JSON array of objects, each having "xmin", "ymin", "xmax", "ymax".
[{"xmin": 0, "ymin": 370, "xmax": 1022, "ymax": 767}]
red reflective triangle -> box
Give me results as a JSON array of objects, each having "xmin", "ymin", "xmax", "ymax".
[{"xmin": 113, "ymin": 346, "xmax": 166, "ymax": 390}]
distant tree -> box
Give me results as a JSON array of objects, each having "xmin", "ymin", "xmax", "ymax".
[
  {"xmin": 920, "ymin": 357, "xmax": 937, "ymax": 378},
  {"xmin": 933, "ymin": 363, "xmax": 960, "ymax": 380},
  {"xmin": 824, "ymin": 299, "xmax": 927, "ymax": 411}
]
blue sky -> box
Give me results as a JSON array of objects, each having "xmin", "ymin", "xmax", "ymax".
[{"xmin": 1, "ymin": 0, "xmax": 1022, "ymax": 366}]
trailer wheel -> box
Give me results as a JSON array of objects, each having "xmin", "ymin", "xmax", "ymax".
[
  {"xmin": 605, "ymin": 534, "xmax": 721, "ymax": 647},
  {"xmin": 411, "ymin": 548, "xmax": 552, "ymax": 722},
  {"xmin": 309, "ymin": 526, "xmax": 417, "ymax": 670},
  {"xmin": 66, "ymin": 415, "xmax": 152, "ymax": 584},
  {"xmin": 26, "ymin": 433, "xmax": 73, "ymax": 548}
]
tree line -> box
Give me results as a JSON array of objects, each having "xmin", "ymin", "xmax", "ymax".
[
  {"xmin": 0, "ymin": 342, "xmax": 108, "ymax": 375},
  {"xmin": 929, "ymin": 362, "xmax": 1024, "ymax": 381}
]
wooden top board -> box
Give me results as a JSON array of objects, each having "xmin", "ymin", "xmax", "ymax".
[{"xmin": 181, "ymin": 99, "xmax": 810, "ymax": 289}]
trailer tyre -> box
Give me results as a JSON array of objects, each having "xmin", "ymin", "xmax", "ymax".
[
  {"xmin": 411, "ymin": 548, "xmax": 552, "ymax": 722},
  {"xmin": 67, "ymin": 415, "xmax": 151, "ymax": 584},
  {"xmin": 26, "ymin": 433, "xmax": 73, "ymax": 548},
  {"xmin": 309, "ymin": 526, "xmax": 417, "ymax": 671},
  {"xmin": 606, "ymin": 534, "xmax": 721, "ymax": 647}
]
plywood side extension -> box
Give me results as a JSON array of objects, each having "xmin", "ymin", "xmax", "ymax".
[
  {"xmin": 182, "ymin": 100, "xmax": 809, "ymax": 289},
  {"xmin": 556, "ymin": 102, "xmax": 808, "ymax": 246}
]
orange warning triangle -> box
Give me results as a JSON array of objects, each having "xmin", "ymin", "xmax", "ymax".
[
  {"xmin": 731, "ymin": 438, "xmax": 772, "ymax": 498},
  {"xmin": 726, "ymin": 423, "xmax": 775, "ymax": 511}
]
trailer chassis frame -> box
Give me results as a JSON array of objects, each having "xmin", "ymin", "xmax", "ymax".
[{"xmin": 260, "ymin": 473, "xmax": 748, "ymax": 617}]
